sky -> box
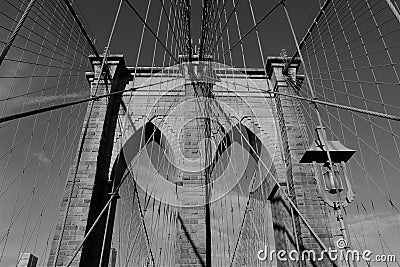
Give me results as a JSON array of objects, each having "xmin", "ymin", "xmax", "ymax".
[
  {"xmin": 72, "ymin": 0, "xmax": 319, "ymax": 67},
  {"xmin": 0, "ymin": 0, "xmax": 400, "ymax": 266}
]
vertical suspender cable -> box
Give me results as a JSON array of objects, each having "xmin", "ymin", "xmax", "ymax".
[
  {"xmin": 98, "ymin": 1, "xmax": 124, "ymax": 264},
  {"xmin": 54, "ymin": 0, "xmax": 122, "ymax": 264},
  {"xmin": 282, "ymin": 0, "xmax": 331, "ymax": 75},
  {"xmin": 282, "ymin": 3, "xmax": 356, "ymax": 266}
]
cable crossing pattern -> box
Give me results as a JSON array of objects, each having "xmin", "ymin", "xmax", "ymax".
[{"xmin": 0, "ymin": 0, "xmax": 399, "ymax": 267}]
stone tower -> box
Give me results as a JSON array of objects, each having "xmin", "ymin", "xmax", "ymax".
[{"xmin": 47, "ymin": 55, "xmax": 334, "ymax": 267}]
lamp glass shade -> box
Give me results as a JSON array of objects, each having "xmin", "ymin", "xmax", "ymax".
[{"xmin": 323, "ymin": 170, "xmax": 343, "ymax": 194}]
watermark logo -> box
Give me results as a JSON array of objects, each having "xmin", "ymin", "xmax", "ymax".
[
  {"xmin": 257, "ymin": 239, "xmax": 396, "ymax": 263},
  {"xmin": 336, "ymin": 238, "xmax": 347, "ymax": 249}
]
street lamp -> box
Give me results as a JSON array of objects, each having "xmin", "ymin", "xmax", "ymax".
[
  {"xmin": 300, "ymin": 126, "xmax": 355, "ymax": 207},
  {"xmin": 322, "ymin": 162, "xmax": 343, "ymax": 194},
  {"xmin": 300, "ymin": 126, "xmax": 357, "ymax": 266}
]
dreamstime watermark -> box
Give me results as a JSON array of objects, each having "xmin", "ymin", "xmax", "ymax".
[{"xmin": 257, "ymin": 239, "xmax": 397, "ymax": 263}]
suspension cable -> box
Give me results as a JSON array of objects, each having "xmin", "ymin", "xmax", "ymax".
[
  {"xmin": 0, "ymin": 78, "xmax": 180, "ymax": 124},
  {"xmin": 220, "ymin": 1, "xmax": 281, "ymax": 60},
  {"xmin": 124, "ymin": 0, "xmax": 179, "ymax": 64},
  {"xmin": 0, "ymin": 0, "xmax": 36, "ymax": 66}
]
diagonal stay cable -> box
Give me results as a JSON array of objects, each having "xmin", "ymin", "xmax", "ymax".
[
  {"xmin": 282, "ymin": 76, "xmax": 400, "ymax": 121},
  {"xmin": 0, "ymin": 78, "xmax": 181, "ymax": 124},
  {"xmin": 211, "ymin": 0, "xmax": 241, "ymax": 51},
  {"xmin": 65, "ymin": 169, "xmax": 143, "ymax": 267},
  {"xmin": 2, "ymin": 71, "xmax": 399, "ymax": 127},
  {"xmin": 61, "ymin": 0, "xmax": 136, "ymax": 124},
  {"xmin": 177, "ymin": 214, "xmax": 206, "ymax": 267},
  {"xmin": 159, "ymin": 0, "xmax": 179, "ymax": 48},
  {"xmin": 61, "ymin": 0, "xmax": 99, "ymax": 57},
  {"xmin": 191, "ymin": 78, "xmax": 333, "ymax": 262},
  {"xmin": 206, "ymin": 0, "xmax": 227, "ymax": 56},
  {"xmin": 220, "ymin": 1, "xmax": 282, "ymax": 59},
  {"xmin": 188, "ymin": 86, "xmax": 333, "ymax": 258},
  {"xmin": 283, "ymin": 0, "xmax": 332, "ymax": 74},
  {"xmin": 62, "ymin": 81, "xmax": 335, "ymax": 267},
  {"xmin": 64, "ymin": 100, "xmax": 180, "ymax": 266},
  {"xmin": 124, "ymin": 0, "xmax": 179, "ymax": 64},
  {"xmin": 204, "ymin": 75, "xmax": 400, "ymax": 122},
  {"xmin": 0, "ymin": 0, "xmax": 36, "ymax": 67},
  {"xmin": 53, "ymin": 0, "xmax": 125, "ymax": 262}
]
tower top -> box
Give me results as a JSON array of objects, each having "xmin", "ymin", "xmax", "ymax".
[
  {"xmin": 265, "ymin": 56, "xmax": 301, "ymax": 79},
  {"xmin": 178, "ymin": 53, "xmax": 213, "ymax": 62}
]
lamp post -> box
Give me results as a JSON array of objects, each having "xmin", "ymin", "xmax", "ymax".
[{"xmin": 300, "ymin": 126, "xmax": 357, "ymax": 267}]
